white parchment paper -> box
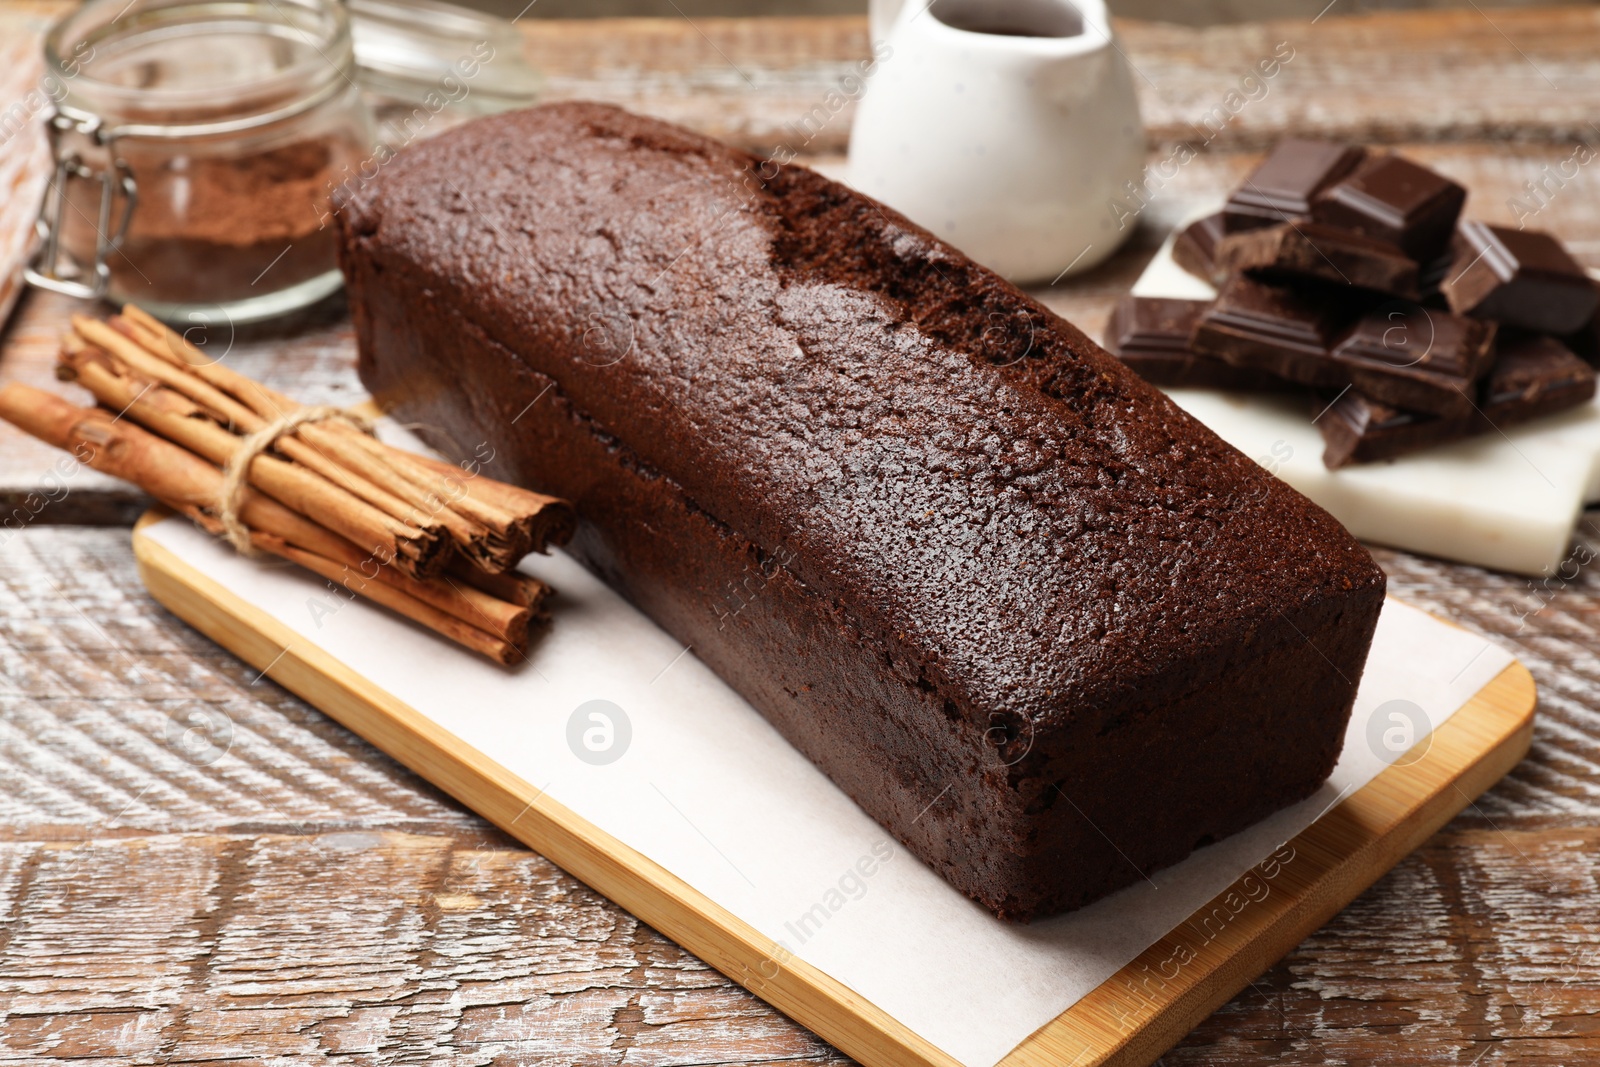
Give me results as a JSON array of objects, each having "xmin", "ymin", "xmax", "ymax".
[{"xmin": 144, "ymin": 509, "xmax": 1513, "ymax": 1067}]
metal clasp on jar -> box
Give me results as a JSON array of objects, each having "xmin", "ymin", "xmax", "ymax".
[{"xmin": 25, "ymin": 103, "xmax": 137, "ymax": 301}]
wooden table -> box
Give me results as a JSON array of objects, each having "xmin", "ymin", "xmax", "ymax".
[{"xmin": 3, "ymin": 7, "xmax": 1600, "ymax": 1064}]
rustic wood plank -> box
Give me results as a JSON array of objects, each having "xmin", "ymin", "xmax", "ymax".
[
  {"xmin": 1372, "ymin": 527, "xmax": 1600, "ymax": 827},
  {"xmin": 4, "ymin": 4, "xmax": 1597, "ymax": 160},
  {"xmin": 1170, "ymin": 827, "xmax": 1600, "ymax": 1065},
  {"xmin": 0, "ymin": 526, "xmax": 473, "ymax": 836},
  {"xmin": 3, "ymin": 522, "xmax": 1600, "ymax": 1064},
  {"xmin": 0, "ymin": 831, "xmax": 850, "ymax": 1065},
  {"xmin": 1, "ymin": 828, "xmax": 1593, "ymax": 1065},
  {"xmin": 1114, "ymin": 7, "xmax": 1600, "ymax": 151},
  {"xmin": 2, "ymin": 6, "xmax": 1600, "ymax": 1064},
  {"xmin": 517, "ymin": 9, "xmax": 1600, "ymax": 153}
]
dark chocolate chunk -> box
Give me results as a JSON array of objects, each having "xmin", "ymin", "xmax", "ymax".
[
  {"xmin": 1106, "ymin": 295, "xmax": 1208, "ymax": 358},
  {"xmin": 1171, "ymin": 213, "xmax": 1227, "ymax": 285},
  {"xmin": 1481, "ymin": 332, "xmax": 1596, "ymax": 423},
  {"xmin": 1441, "ymin": 222, "xmax": 1600, "ymax": 334},
  {"xmin": 1190, "ymin": 273, "xmax": 1358, "ymax": 387},
  {"xmin": 1105, "ymin": 295, "xmax": 1285, "ymax": 390},
  {"xmin": 1565, "ymin": 284, "xmax": 1600, "ymax": 365},
  {"xmin": 1317, "ymin": 392, "xmax": 1446, "ymax": 468},
  {"xmin": 1223, "ymin": 139, "xmax": 1365, "ymax": 233},
  {"xmin": 1311, "ymin": 153, "xmax": 1466, "ymax": 260},
  {"xmin": 1315, "ymin": 333, "xmax": 1595, "ymax": 468},
  {"xmin": 1418, "ymin": 249, "xmax": 1455, "ymax": 305},
  {"xmin": 1329, "ymin": 305, "xmax": 1496, "ymax": 417},
  {"xmin": 1215, "ymin": 220, "xmax": 1420, "ymax": 298}
]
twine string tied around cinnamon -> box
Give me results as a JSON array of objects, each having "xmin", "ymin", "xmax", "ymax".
[{"xmin": 219, "ymin": 406, "xmax": 375, "ymax": 555}]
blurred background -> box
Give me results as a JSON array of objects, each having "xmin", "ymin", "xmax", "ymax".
[{"xmin": 484, "ymin": 0, "xmax": 1598, "ymax": 22}]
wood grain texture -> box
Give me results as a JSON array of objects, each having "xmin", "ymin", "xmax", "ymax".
[
  {"xmin": 3, "ymin": 6, "xmax": 1600, "ymax": 1065},
  {"xmin": 2, "ymin": 527, "xmax": 1598, "ymax": 1065},
  {"xmin": 516, "ymin": 8, "xmax": 1600, "ymax": 153}
]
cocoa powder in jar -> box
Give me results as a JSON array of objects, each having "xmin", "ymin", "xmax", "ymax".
[
  {"xmin": 61, "ymin": 131, "xmax": 367, "ymax": 309},
  {"xmin": 42, "ymin": 0, "xmax": 374, "ymax": 321}
]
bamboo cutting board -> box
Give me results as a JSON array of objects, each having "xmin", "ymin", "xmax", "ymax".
[{"xmin": 131, "ymin": 509, "xmax": 1536, "ymax": 1067}]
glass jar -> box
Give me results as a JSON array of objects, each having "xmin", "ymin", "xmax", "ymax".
[
  {"xmin": 348, "ymin": 0, "xmax": 543, "ymax": 147},
  {"xmin": 29, "ymin": 0, "xmax": 377, "ymax": 325}
]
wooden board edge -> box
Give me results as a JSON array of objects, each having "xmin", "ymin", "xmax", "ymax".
[
  {"xmin": 130, "ymin": 510, "xmax": 961, "ymax": 1067},
  {"xmin": 131, "ymin": 510, "xmax": 1537, "ymax": 1067},
  {"xmin": 1000, "ymin": 660, "xmax": 1536, "ymax": 1067}
]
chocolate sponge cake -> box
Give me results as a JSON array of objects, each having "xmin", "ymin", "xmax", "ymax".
[{"xmin": 336, "ymin": 102, "xmax": 1386, "ymax": 921}]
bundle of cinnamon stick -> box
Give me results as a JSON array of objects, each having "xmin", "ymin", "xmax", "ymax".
[{"xmin": 0, "ymin": 305, "xmax": 576, "ymax": 665}]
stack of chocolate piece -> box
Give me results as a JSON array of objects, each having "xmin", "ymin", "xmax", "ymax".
[{"xmin": 1107, "ymin": 139, "xmax": 1600, "ymax": 468}]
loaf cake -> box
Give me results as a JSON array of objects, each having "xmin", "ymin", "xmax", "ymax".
[{"xmin": 336, "ymin": 103, "xmax": 1387, "ymax": 921}]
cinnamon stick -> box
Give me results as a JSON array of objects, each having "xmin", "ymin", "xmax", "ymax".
[
  {"xmin": 295, "ymin": 420, "xmax": 513, "ymax": 565},
  {"xmin": 446, "ymin": 558, "xmax": 555, "ymax": 612},
  {"xmin": 258, "ymin": 527, "xmax": 534, "ymax": 645},
  {"xmin": 56, "ymin": 345, "xmax": 449, "ymax": 580},
  {"xmin": 116, "ymin": 305, "xmax": 300, "ymax": 420},
  {"xmin": 255, "ymin": 535, "xmax": 523, "ymax": 665},
  {"xmin": 401, "ymin": 447, "xmax": 578, "ymax": 554},
  {"xmin": 75, "ymin": 316, "xmax": 261, "ymax": 430},
  {"xmin": 0, "ymin": 383, "xmax": 528, "ymax": 660},
  {"xmin": 79, "ymin": 321, "xmax": 492, "ymax": 558},
  {"xmin": 22, "ymin": 304, "xmax": 574, "ymax": 662},
  {"xmin": 104, "ymin": 310, "xmax": 561, "ymax": 572},
  {"xmin": 115, "ymin": 304, "xmax": 576, "ymax": 561},
  {"xmin": 326, "ymin": 430, "xmax": 564, "ymax": 566}
]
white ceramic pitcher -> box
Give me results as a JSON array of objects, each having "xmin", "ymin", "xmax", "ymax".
[{"xmin": 849, "ymin": 0, "xmax": 1145, "ymax": 284}]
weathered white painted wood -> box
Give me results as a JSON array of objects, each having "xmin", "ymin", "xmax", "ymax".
[{"xmin": 2, "ymin": 6, "xmax": 1600, "ymax": 1064}]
